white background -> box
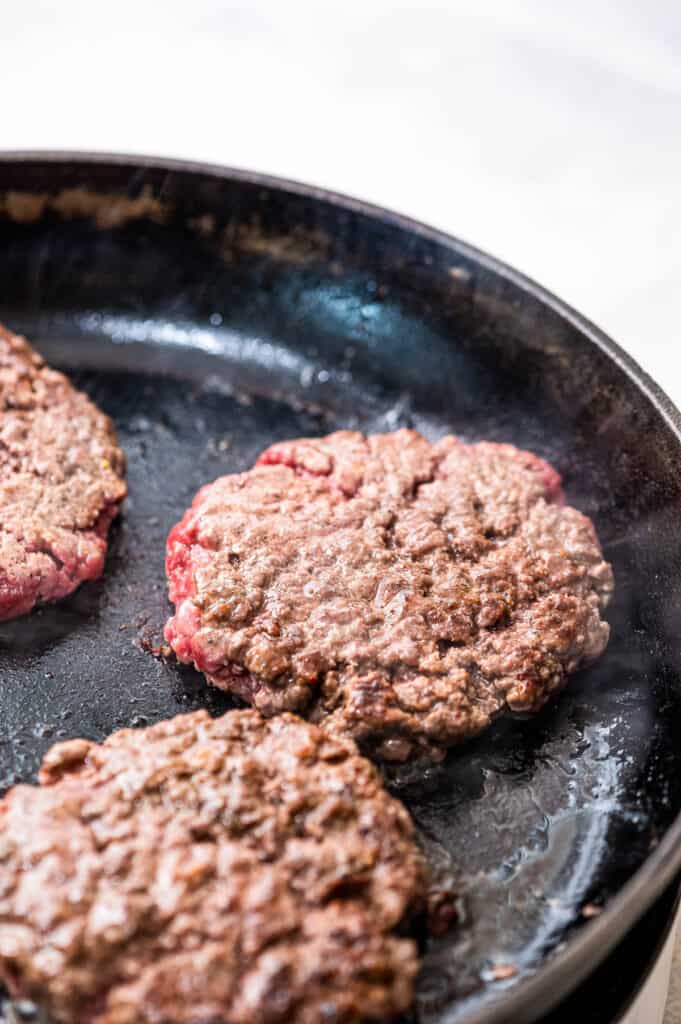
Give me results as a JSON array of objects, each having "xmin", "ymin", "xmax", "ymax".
[{"xmin": 2, "ymin": 0, "xmax": 680, "ymax": 401}]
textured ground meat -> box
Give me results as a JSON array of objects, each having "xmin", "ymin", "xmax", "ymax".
[
  {"xmin": 0, "ymin": 709, "xmax": 425, "ymax": 1024},
  {"xmin": 0, "ymin": 325, "xmax": 127, "ymax": 621},
  {"xmin": 165, "ymin": 430, "xmax": 613, "ymax": 762}
]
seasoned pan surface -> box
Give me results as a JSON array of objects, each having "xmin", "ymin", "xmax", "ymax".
[{"xmin": 1, "ymin": 155, "xmax": 681, "ymax": 1024}]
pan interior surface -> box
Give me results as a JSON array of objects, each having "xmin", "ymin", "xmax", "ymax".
[{"xmin": 1, "ymin": 158, "xmax": 681, "ymax": 1024}]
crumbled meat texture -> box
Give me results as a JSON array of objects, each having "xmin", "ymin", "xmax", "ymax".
[
  {"xmin": 0, "ymin": 709, "xmax": 426, "ymax": 1024},
  {"xmin": 0, "ymin": 324, "xmax": 127, "ymax": 620},
  {"xmin": 165, "ymin": 430, "xmax": 614, "ymax": 762}
]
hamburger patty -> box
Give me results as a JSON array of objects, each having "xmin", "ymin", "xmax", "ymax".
[
  {"xmin": 0, "ymin": 325, "xmax": 127, "ymax": 621},
  {"xmin": 0, "ymin": 709, "xmax": 425, "ymax": 1024},
  {"xmin": 165, "ymin": 430, "xmax": 614, "ymax": 762}
]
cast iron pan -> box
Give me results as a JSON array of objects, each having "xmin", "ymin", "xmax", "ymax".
[
  {"xmin": 546, "ymin": 874, "xmax": 680, "ymax": 1023},
  {"xmin": 1, "ymin": 153, "xmax": 681, "ymax": 1024}
]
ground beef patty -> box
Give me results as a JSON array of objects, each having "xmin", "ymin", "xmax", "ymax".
[
  {"xmin": 0, "ymin": 709, "xmax": 425, "ymax": 1024},
  {"xmin": 165, "ymin": 429, "xmax": 614, "ymax": 762},
  {"xmin": 0, "ymin": 325, "xmax": 127, "ymax": 620}
]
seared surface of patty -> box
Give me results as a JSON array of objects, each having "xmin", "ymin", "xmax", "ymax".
[
  {"xmin": 165, "ymin": 430, "xmax": 613, "ymax": 762},
  {"xmin": 0, "ymin": 709, "xmax": 425, "ymax": 1024},
  {"xmin": 0, "ymin": 325, "xmax": 126, "ymax": 620}
]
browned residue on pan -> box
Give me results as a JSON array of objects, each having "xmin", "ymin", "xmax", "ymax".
[
  {"xmin": 1, "ymin": 188, "xmax": 329, "ymax": 268},
  {"xmin": 220, "ymin": 215, "xmax": 330, "ymax": 264},
  {"xmin": 0, "ymin": 185, "xmax": 168, "ymax": 227}
]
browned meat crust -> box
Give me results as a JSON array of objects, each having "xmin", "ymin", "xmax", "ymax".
[
  {"xmin": 0, "ymin": 710, "xmax": 426, "ymax": 1024},
  {"xmin": 0, "ymin": 324, "xmax": 126, "ymax": 620},
  {"xmin": 165, "ymin": 430, "xmax": 613, "ymax": 762}
]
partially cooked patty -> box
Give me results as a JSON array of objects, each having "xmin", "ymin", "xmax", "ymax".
[
  {"xmin": 0, "ymin": 324, "xmax": 127, "ymax": 620},
  {"xmin": 165, "ymin": 430, "xmax": 614, "ymax": 762},
  {"xmin": 0, "ymin": 709, "xmax": 425, "ymax": 1024}
]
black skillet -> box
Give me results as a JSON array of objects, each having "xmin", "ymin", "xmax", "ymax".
[{"xmin": 1, "ymin": 153, "xmax": 681, "ymax": 1024}]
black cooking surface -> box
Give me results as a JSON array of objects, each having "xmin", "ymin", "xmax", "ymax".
[{"xmin": 1, "ymin": 157, "xmax": 681, "ymax": 1024}]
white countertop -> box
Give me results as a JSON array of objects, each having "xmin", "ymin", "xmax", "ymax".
[
  {"xmin": 3, "ymin": 3, "xmax": 681, "ymax": 1020},
  {"xmin": 3, "ymin": 0, "xmax": 680, "ymax": 403}
]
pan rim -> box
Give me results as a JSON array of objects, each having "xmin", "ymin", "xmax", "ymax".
[{"xmin": 0, "ymin": 148, "xmax": 679, "ymax": 1023}]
